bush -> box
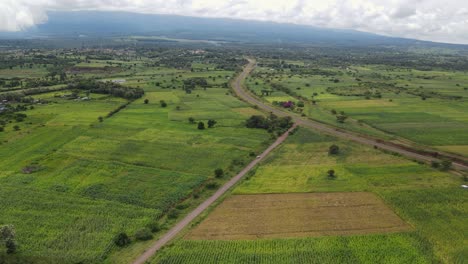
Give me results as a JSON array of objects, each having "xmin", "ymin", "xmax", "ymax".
[
  {"xmin": 327, "ymin": 169, "xmax": 336, "ymax": 179},
  {"xmin": 329, "ymin": 144, "xmax": 340, "ymax": 155},
  {"xmin": 144, "ymin": 99, "xmax": 149, "ymax": 104},
  {"xmin": 135, "ymin": 228, "xmax": 153, "ymax": 241},
  {"xmin": 114, "ymin": 232, "xmax": 131, "ymax": 247},
  {"xmin": 197, "ymin": 121, "xmax": 205, "ymax": 130},
  {"xmin": 160, "ymin": 100, "xmax": 167, "ymax": 107},
  {"xmin": 214, "ymin": 168, "xmax": 224, "ymax": 178}
]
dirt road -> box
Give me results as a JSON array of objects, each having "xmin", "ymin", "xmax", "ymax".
[
  {"xmin": 233, "ymin": 59, "xmax": 468, "ymax": 172},
  {"xmin": 132, "ymin": 124, "xmax": 297, "ymax": 264}
]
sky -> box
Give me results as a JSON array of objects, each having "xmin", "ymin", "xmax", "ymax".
[{"xmin": 1, "ymin": 0, "xmax": 468, "ymax": 44}]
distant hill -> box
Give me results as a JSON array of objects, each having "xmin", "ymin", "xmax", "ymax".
[{"xmin": 0, "ymin": 11, "xmax": 463, "ymax": 48}]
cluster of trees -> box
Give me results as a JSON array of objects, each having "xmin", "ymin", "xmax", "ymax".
[
  {"xmin": 196, "ymin": 119, "xmax": 217, "ymax": 130},
  {"xmin": 68, "ymin": 80, "xmax": 144, "ymax": 100},
  {"xmin": 245, "ymin": 114, "xmax": 293, "ymax": 135},
  {"xmin": 183, "ymin": 77, "xmax": 208, "ymax": 92}
]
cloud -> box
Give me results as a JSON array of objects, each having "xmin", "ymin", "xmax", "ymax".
[{"xmin": 1, "ymin": 0, "xmax": 468, "ymax": 44}]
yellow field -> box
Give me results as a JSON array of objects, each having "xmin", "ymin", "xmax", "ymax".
[{"xmin": 187, "ymin": 192, "xmax": 411, "ymax": 240}]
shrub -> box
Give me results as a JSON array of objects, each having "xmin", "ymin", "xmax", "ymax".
[
  {"xmin": 197, "ymin": 121, "xmax": 205, "ymax": 130},
  {"xmin": 135, "ymin": 228, "xmax": 153, "ymax": 241},
  {"xmin": 207, "ymin": 119, "xmax": 217, "ymax": 128},
  {"xmin": 327, "ymin": 169, "xmax": 336, "ymax": 179},
  {"xmin": 144, "ymin": 99, "xmax": 149, "ymax": 104},
  {"xmin": 114, "ymin": 232, "xmax": 131, "ymax": 247},
  {"xmin": 160, "ymin": 100, "xmax": 167, "ymax": 107},
  {"xmin": 329, "ymin": 144, "xmax": 340, "ymax": 155},
  {"xmin": 214, "ymin": 168, "xmax": 224, "ymax": 178},
  {"xmin": 188, "ymin": 117, "xmax": 195, "ymax": 124}
]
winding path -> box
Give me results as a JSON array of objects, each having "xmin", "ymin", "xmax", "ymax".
[
  {"xmin": 132, "ymin": 124, "xmax": 297, "ymax": 264},
  {"xmin": 233, "ymin": 59, "xmax": 468, "ymax": 172}
]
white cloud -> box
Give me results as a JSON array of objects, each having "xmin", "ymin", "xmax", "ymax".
[{"xmin": 1, "ymin": 0, "xmax": 468, "ymax": 44}]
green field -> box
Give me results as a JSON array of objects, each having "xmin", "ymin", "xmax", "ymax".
[
  {"xmin": 246, "ymin": 62, "xmax": 468, "ymax": 156},
  {"xmin": 155, "ymin": 128, "xmax": 466, "ymax": 264},
  {"xmin": 0, "ymin": 56, "xmax": 270, "ymax": 262}
]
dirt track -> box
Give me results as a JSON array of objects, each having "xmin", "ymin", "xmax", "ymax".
[
  {"xmin": 132, "ymin": 124, "xmax": 297, "ymax": 264},
  {"xmin": 233, "ymin": 59, "xmax": 468, "ymax": 172}
]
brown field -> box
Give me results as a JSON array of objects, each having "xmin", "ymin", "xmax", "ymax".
[{"xmin": 187, "ymin": 192, "xmax": 411, "ymax": 240}]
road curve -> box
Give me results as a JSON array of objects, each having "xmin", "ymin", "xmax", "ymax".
[
  {"xmin": 233, "ymin": 59, "xmax": 468, "ymax": 172},
  {"xmin": 132, "ymin": 124, "xmax": 297, "ymax": 264}
]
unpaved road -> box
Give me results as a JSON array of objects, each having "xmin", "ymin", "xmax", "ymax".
[
  {"xmin": 233, "ymin": 59, "xmax": 468, "ymax": 172},
  {"xmin": 132, "ymin": 124, "xmax": 297, "ymax": 264}
]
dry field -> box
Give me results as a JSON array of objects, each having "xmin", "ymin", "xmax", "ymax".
[{"xmin": 187, "ymin": 192, "xmax": 411, "ymax": 240}]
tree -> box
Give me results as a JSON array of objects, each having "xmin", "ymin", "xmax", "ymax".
[
  {"xmin": 98, "ymin": 116, "xmax": 104, "ymax": 122},
  {"xmin": 188, "ymin": 117, "xmax": 195, "ymax": 124},
  {"xmin": 214, "ymin": 168, "xmax": 224, "ymax": 178},
  {"xmin": 114, "ymin": 232, "xmax": 131, "ymax": 247},
  {"xmin": 207, "ymin": 119, "xmax": 217, "ymax": 128},
  {"xmin": 13, "ymin": 125, "xmax": 20, "ymax": 131},
  {"xmin": 144, "ymin": 99, "xmax": 149, "ymax": 104},
  {"xmin": 0, "ymin": 127, "xmax": 4, "ymax": 132},
  {"xmin": 328, "ymin": 144, "xmax": 340, "ymax": 155},
  {"xmin": 327, "ymin": 169, "xmax": 336, "ymax": 179},
  {"xmin": 197, "ymin": 121, "xmax": 205, "ymax": 130},
  {"xmin": 160, "ymin": 100, "xmax": 167, "ymax": 107}
]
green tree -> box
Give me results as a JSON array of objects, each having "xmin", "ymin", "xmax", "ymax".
[
  {"xmin": 207, "ymin": 119, "xmax": 217, "ymax": 128},
  {"xmin": 328, "ymin": 144, "xmax": 340, "ymax": 155},
  {"xmin": 144, "ymin": 99, "xmax": 149, "ymax": 104},
  {"xmin": 327, "ymin": 169, "xmax": 336, "ymax": 179},
  {"xmin": 160, "ymin": 100, "xmax": 167, "ymax": 107},
  {"xmin": 98, "ymin": 116, "xmax": 104, "ymax": 122},
  {"xmin": 214, "ymin": 168, "xmax": 224, "ymax": 178},
  {"xmin": 188, "ymin": 117, "xmax": 195, "ymax": 124},
  {"xmin": 197, "ymin": 122, "xmax": 205, "ymax": 130}
]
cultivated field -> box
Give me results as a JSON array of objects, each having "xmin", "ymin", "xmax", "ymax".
[
  {"xmin": 0, "ymin": 53, "xmax": 270, "ymax": 262},
  {"xmin": 187, "ymin": 192, "xmax": 411, "ymax": 240},
  {"xmin": 246, "ymin": 61, "xmax": 468, "ymax": 156},
  {"xmin": 155, "ymin": 128, "xmax": 466, "ymax": 264}
]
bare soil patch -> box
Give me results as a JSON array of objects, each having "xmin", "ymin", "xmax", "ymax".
[{"xmin": 187, "ymin": 192, "xmax": 411, "ymax": 240}]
